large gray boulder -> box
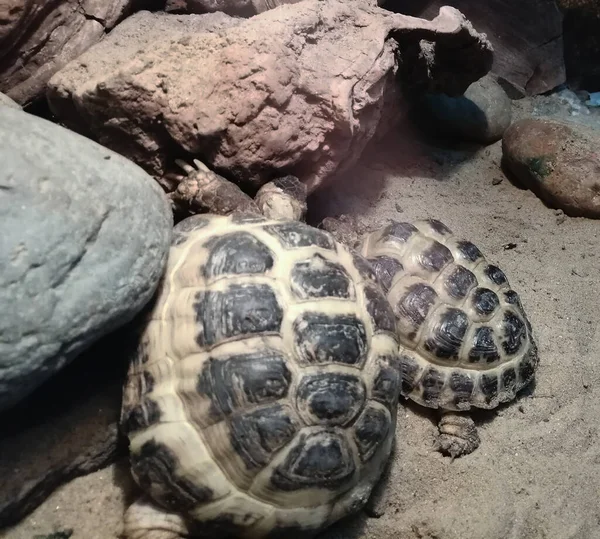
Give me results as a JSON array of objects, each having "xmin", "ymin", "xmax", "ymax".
[{"xmin": 0, "ymin": 106, "xmax": 172, "ymax": 411}]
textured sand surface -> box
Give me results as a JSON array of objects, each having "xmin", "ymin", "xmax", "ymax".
[{"xmin": 3, "ymin": 94, "xmax": 600, "ymax": 539}]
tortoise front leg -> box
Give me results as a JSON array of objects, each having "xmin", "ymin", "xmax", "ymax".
[{"xmin": 169, "ymin": 159, "xmax": 260, "ymax": 218}]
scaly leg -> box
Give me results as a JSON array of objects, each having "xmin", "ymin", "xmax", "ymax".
[
  {"xmin": 122, "ymin": 496, "xmax": 191, "ymax": 539},
  {"xmin": 434, "ymin": 411, "xmax": 480, "ymax": 459}
]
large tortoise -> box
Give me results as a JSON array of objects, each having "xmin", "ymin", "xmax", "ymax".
[{"xmin": 120, "ymin": 211, "xmax": 401, "ymax": 538}]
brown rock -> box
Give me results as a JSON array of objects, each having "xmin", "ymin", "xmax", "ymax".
[
  {"xmin": 47, "ymin": 0, "xmax": 492, "ymax": 193},
  {"xmin": 383, "ymin": 0, "xmax": 565, "ymax": 97},
  {"xmin": 502, "ymin": 118, "xmax": 600, "ymax": 218},
  {"xmin": 0, "ymin": 0, "xmax": 135, "ymax": 106}
]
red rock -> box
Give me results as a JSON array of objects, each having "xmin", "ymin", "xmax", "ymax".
[
  {"xmin": 502, "ymin": 118, "xmax": 600, "ymax": 218},
  {"xmin": 47, "ymin": 0, "xmax": 492, "ymax": 193},
  {"xmin": 0, "ymin": 0, "xmax": 135, "ymax": 106}
]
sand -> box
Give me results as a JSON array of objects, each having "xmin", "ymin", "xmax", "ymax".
[{"xmin": 2, "ymin": 93, "xmax": 600, "ymax": 539}]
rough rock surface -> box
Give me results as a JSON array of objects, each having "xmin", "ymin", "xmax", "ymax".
[
  {"xmin": 0, "ymin": 91, "xmax": 21, "ymax": 109},
  {"xmin": 47, "ymin": 0, "xmax": 492, "ymax": 193},
  {"xmin": 0, "ymin": 0, "xmax": 135, "ymax": 106},
  {"xmin": 165, "ymin": 0, "xmax": 302, "ymax": 16},
  {"xmin": 502, "ymin": 117, "xmax": 600, "ymax": 218},
  {"xmin": 165, "ymin": 0, "xmax": 386, "ymax": 16},
  {"xmin": 414, "ymin": 74, "xmax": 512, "ymax": 144},
  {"xmin": 0, "ymin": 106, "xmax": 172, "ymax": 411},
  {"xmin": 0, "ymin": 328, "xmax": 133, "ymax": 528},
  {"xmin": 384, "ymin": 0, "xmax": 565, "ymax": 97}
]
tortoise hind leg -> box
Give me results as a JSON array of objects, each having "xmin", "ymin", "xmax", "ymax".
[
  {"xmin": 434, "ymin": 411, "xmax": 480, "ymax": 459},
  {"xmin": 122, "ymin": 496, "xmax": 191, "ymax": 539}
]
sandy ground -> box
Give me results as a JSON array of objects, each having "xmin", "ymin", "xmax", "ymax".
[{"xmin": 3, "ymin": 94, "xmax": 600, "ymax": 539}]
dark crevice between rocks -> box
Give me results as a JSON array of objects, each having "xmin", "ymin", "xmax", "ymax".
[{"xmin": 0, "ymin": 322, "xmax": 140, "ymax": 529}]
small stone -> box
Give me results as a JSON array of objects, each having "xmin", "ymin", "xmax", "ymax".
[
  {"xmin": 502, "ymin": 118, "xmax": 600, "ymax": 218},
  {"xmin": 414, "ymin": 74, "xmax": 512, "ymax": 144},
  {"xmin": 492, "ymin": 177, "xmax": 503, "ymax": 185}
]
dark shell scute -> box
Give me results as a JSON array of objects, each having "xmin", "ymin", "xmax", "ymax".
[
  {"xmin": 399, "ymin": 354, "xmax": 421, "ymax": 395},
  {"xmin": 368, "ymin": 255, "xmax": 403, "ymax": 293},
  {"xmin": 363, "ymin": 283, "xmax": 396, "ymax": 333},
  {"xmin": 174, "ymin": 214, "xmax": 212, "ymax": 235},
  {"xmin": 421, "ymin": 367, "xmax": 445, "ymax": 405},
  {"xmin": 353, "ymin": 406, "xmax": 391, "ymax": 462},
  {"xmin": 501, "ymin": 367, "xmax": 517, "ymax": 393},
  {"xmin": 502, "ymin": 311, "xmax": 527, "ymax": 355},
  {"xmin": 504, "ymin": 290, "xmax": 522, "ymax": 307},
  {"xmin": 444, "ymin": 266, "xmax": 477, "ymax": 299},
  {"xmin": 143, "ymin": 371, "xmax": 156, "ymax": 393},
  {"xmin": 468, "ymin": 326, "xmax": 500, "ymax": 363},
  {"xmin": 395, "ymin": 283, "xmax": 438, "ymax": 335},
  {"xmin": 380, "ymin": 221, "xmax": 418, "ymax": 243},
  {"xmin": 456, "ymin": 240, "xmax": 483, "ymax": 262},
  {"xmin": 266, "ymin": 222, "xmax": 336, "ymax": 250},
  {"xmin": 519, "ymin": 352, "xmax": 537, "ymax": 386},
  {"xmin": 372, "ymin": 356, "xmax": 401, "ymax": 407},
  {"xmin": 418, "ymin": 241, "xmax": 454, "ymax": 272},
  {"xmin": 194, "ymin": 284, "xmax": 283, "ymax": 346},
  {"xmin": 479, "ymin": 373, "xmax": 499, "ymax": 403},
  {"xmin": 122, "ymin": 398, "xmax": 161, "ymax": 434},
  {"xmin": 423, "ymin": 308, "xmax": 469, "ymax": 360},
  {"xmin": 351, "ymin": 252, "xmax": 377, "ymax": 282},
  {"xmin": 131, "ymin": 440, "xmax": 214, "ymax": 512},
  {"xmin": 271, "ymin": 431, "xmax": 355, "ymax": 491},
  {"xmin": 449, "ymin": 371, "xmax": 474, "ymax": 406},
  {"xmin": 229, "ymin": 404, "xmax": 298, "ymax": 470},
  {"xmin": 426, "ymin": 219, "xmax": 452, "ymax": 235},
  {"xmin": 203, "ymin": 232, "xmax": 274, "ymax": 279},
  {"xmin": 472, "ymin": 287, "xmax": 500, "ymax": 316},
  {"xmin": 484, "ymin": 264, "xmax": 508, "ymax": 286},
  {"xmin": 294, "ymin": 313, "xmax": 367, "ymax": 366},
  {"xmin": 197, "ymin": 350, "xmax": 292, "ymax": 416},
  {"xmin": 297, "ymin": 373, "xmax": 366, "ymax": 426},
  {"xmin": 291, "ymin": 255, "xmax": 353, "ymax": 300}
]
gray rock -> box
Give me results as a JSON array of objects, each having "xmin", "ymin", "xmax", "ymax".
[
  {"xmin": 0, "ymin": 106, "xmax": 172, "ymax": 411},
  {"xmin": 0, "ymin": 92, "xmax": 21, "ymax": 110},
  {"xmin": 415, "ymin": 74, "xmax": 513, "ymax": 144}
]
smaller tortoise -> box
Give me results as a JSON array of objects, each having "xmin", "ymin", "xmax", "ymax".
[
  {"xmin": 359, "ymin": 218, "xmax": 539, "ymax": 458},
  {"xmin": 120, "ymin": 212, "xmax": 401, "ymax": 538}
]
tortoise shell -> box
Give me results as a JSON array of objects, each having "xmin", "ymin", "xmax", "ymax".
[
  {"xmin": 120, "ymin": 213, "xmax": 401, "ymax": 538},
  {"xmin": 360, "ymin": 219, "xmax": 538, "ymax": 411}
]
